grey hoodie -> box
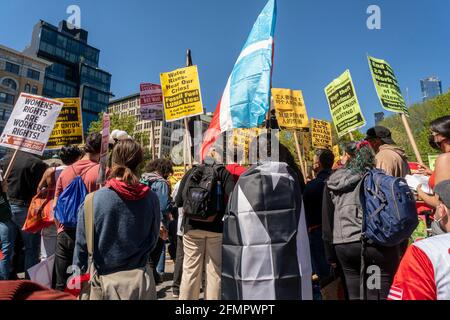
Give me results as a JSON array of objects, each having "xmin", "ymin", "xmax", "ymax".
[{"xmin": 322, "ymin": 168, "xmax": 364, "ymax": 245}]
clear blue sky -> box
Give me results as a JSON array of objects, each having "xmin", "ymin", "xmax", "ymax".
[{"xmin": 1, "ymin": 0, "xmax": 449, "ymax": 128}]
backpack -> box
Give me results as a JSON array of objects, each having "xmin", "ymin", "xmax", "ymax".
[
  {"xmin": 360, "ymin": 169, "xmax": 418, "ymax": 247},
  {"xmin": 54, "ymin": 165, "xmax": 96, "ymax": 228},
  {"xmin": 181, "ymin": 164, "xmax": 223, "ymax": 222}
]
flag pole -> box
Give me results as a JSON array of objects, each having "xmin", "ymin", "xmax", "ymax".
[
  {"xmin": 184, "ymin": 49, "xmax": 193, "ymax": 167},
  {"xmin": 150, "ymin": 121, "xmax": 156, "ymax": 160},
  {"xmin": 293, "ymin": 130, "xmax": 307, "ymax": 184},
  {"xmin": 348, "ymin": 131, "xmax": 355, "ymax": 141},
  {"xmin": 401, "ymin": 113, "xmax": 423, "ymax": 165}
]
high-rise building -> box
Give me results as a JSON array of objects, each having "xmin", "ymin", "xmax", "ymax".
[
  {"xmin": 421, "ymin": 76, "xmax": 442, "ymax": 101},
  {"xmin": 0, "ymin": 44, "xmax": 50, "ymax": 133},
  {"xmin": 108, "ymin": 93, "xmax": 212, "ymax": 159},
  {"xmin": 374, "ymin": 112, "xmax": 385, "ymax": 125},
  {"xmin": 24, "ymin": 20, "xmax": 112, "ymax": 132}
]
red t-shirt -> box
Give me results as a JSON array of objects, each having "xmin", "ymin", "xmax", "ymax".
[
  {"xmin": 54, "ymin": 159, "xmax": 100, "ymax": 233},
  {"xmin": 388, "ymin": 245, "xmax": 436, "ymax": 300},
  {"xmin": 225, "ymin": 163, "xmax": 247, "ymax": 183}
]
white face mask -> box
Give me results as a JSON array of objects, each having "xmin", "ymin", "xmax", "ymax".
[{"xmin": 434, "ymin": 203, "xmax": 449, "ymax": 227}]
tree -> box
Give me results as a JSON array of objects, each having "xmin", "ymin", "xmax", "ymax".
[
  {"xmin": 88, "ymin": 112, "xmax": 137, "ymax": 136},
  {"xmin": 379, "ymin": 91, "xmax": 450, "ymax": 164}
]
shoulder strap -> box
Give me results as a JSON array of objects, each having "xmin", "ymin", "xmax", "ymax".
[
  {"xmin": 84, "ymin": 192, "xmax": 95, "ymax": 256},
  {"xmin": 80, "ymin": 164, "xmax": 98, "ymax": 179}
]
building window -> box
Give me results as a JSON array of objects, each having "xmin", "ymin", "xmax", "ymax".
[
  {"xmin": 24, "ymin": 84, "xmax": 31, "ymax": 93},
  {"xmin": 31, "ymin": 86, "xmax": 38, "ymax": 94},
  {"xmin": 27, "ymin": 69, "xmax": 40, "ymax": 81},
  {"xmin": 0, "ymin": 92, "xmax": 15, "ymax": 105},
  {"xmin": 5, "ymin": 62, "xmax": 20, "ymax": 74},
  {"xmin": 1, "ymin": 78, "xmax": 17, "ymax": 91}
]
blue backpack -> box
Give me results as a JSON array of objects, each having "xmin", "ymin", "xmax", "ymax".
[
  {"xmin": 54, "ymin": 166, "xmax": 96, "ymax": 228},
  {"xmin": 360, "ymin": 169, "xmax": 418, "ymax": 247}
]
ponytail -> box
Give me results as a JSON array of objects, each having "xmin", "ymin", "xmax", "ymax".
[
  {"xmin": 108, "ymin": 165, "xmax": 140, "ymax": 185},
  {"xmin": 108, "ymin": 139, "xmax": 143, "ymax": 185}
]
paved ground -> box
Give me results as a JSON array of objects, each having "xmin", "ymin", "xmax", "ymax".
[{"xmin": 156, "ymin": 257, "xmax": 178, "ymax": 300}]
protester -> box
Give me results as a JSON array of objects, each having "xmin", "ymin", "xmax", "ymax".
[
  {"xmin": 222, "ymin": 135, "xmax": 312, "ymax": 300},
  {"xmin": 322, "ymin": 141, "xmax": 403, "ymax": 300},
  {"xmin": 388, "ymin": 180, "xmax": 450, "ymax": 300},
  {"xmin": 141, "ymin": 159, "xmax": 173, "ymax": 284},
  {"xmin": 0, "ymin": 180, "xmax": 14, "ymax": 280},
  {"xmin": 73, "ymin": 139, "xmax": 160, "ymax": 300},
  {"xmin": 175, "ymin": 157, "xmax": 235, "ymax": 300},
  {"xmin": 36, "ymin": 146, "xmax": 82, "ymax": 260},
  {"xmin": 365, "ymin": 126, "xmax": 410, "ymax": 178},
  {"xmin": 171, "ymin": 180, "xmax": 183, "ymax": 298},
  {"xmin": 1, "ymin": 150, "xmax": 47, "ymax": 279},
  {"xmin": 303, "ymin": 149, "xmax": 334, "ymax": 296},
  {"xmin": 52, "ymin": 133, "xmax": 101, "ymax": 291},
  {"xmin": 417, "ymin": 116, "xmax": 450, "ymax": 209}
]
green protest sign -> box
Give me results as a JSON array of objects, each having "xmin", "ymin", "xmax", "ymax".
[
  {"xmin": 324, "ymin": 70, "xmax": 366, "ymax": 137},
  {"xmin": 368, "ymin": 56, "xmax": 408, "ymax": 115}
]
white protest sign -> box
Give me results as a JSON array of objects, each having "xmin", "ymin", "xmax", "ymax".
[{"xmin": 0, "ymin": 93, "xmax": 63, "ymax": 155}]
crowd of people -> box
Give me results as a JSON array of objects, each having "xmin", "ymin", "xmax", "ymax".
[{"xmin": 0, "ymin": 115, "xmax": 449, "ymax": 300}]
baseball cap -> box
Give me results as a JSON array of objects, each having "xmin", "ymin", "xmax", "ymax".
[
  {"xmin": 435, "ymin": 180, "xmax": 450, "ymax": 208},
  {"xmin": 365, "ymin": 126, "xmax": 395, "ymax": 144}
]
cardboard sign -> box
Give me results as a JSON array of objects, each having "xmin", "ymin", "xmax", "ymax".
[
  {"xmin": 0, "ymin": 93, "xmax": 63, "ymax": 155},
  {"xmin": 325, "ymin": 70, "xmax": 366, "ymax": 137},
  {"xmin": 140, "ymin": 83, "xmax": 163, "ymax": 121},
  {"xmin": 46, "ymin": 98, "xmax": 83, "ymax": 150},
  {"xmin": 272, "ymin": 88, "xmax": 309, "ymax": 130},
  {"xmin": 368, "ymin": 56, "xmax": 408, "ymax": 115},
  {"xmin": 311, "ymin": 119, "xmax": 332, "ymax": 149},
  {"xmin": 160, "ymin": 65, "xmax": 204, "ymax": 122}
]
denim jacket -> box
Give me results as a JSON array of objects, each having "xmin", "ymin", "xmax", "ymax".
[{"xmin": 141, "ymin": 172, "xmax": 171, "ymax": 221}]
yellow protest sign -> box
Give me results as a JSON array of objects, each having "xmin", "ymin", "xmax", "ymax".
[
  {"xmin": 160, "ymin": 65, "xmax": 204, "ymax": 122},
  {"xmin": 271, "ymin": 88, "xmax": 309, "ymax": 130},
  {"xmin": 46, "ymin": 98, "xmax": 83, "ymax": 150},
  {"xmin": 324, "ymin": 70, "xmax": 366, "ymax": 137},
  {"xmin": 332, "ymin": 145, "xmax": 340, "ymax": 162},
  {"xmin": 311, "ymin": 119, "xmax": 332, "ymax": 149},
  {"xmin": 169, "ymin": 166, "xmax": 185, "ymax": 191},
  {"xmin": 231, "ymin": 128, "xmax": 261, "ymax": 158}
]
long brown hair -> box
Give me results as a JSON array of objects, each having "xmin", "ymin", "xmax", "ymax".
[{"xmin": 108, "ymin": 139, "xmax": 143, "ymax": 185}]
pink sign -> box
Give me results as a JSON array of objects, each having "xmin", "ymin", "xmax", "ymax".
[{"xmin": 140, "ymin": 83, "xmax": 163, "ymax": 121}]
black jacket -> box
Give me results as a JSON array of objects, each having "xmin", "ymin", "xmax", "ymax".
[
  {"xmin": 303, "ymin": 169, "xmax": 332, "ymax": 229},
  {"xmin": 1, "ymin": 151, "xmax": 47, "ymax": 205}
]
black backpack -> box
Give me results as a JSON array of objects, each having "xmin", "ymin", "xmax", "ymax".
[{"xmin": 182, "ymin": 164, "xmax": 223, "ymax": 222}]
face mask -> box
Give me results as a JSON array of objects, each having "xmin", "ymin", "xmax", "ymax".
[
  {"xmin": 428, "ymin": 135, "xmax": 440, "ymax": 150},
  {"xmin": 434, "ymin": 203, "xmax": 449, "ymax": 229}
]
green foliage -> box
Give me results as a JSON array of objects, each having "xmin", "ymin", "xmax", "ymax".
[
  {"xmin": 379, "ymin": 91, "xmax": 450, "ymax": 164},
  {"xmin": 88, "ymin": 112, "xmax": 137, "ymax": 136}
]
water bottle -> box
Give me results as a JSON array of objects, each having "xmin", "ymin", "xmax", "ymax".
[{"xmin": 216, "ymin": 181, "xmax": 222, "ymax": 212}]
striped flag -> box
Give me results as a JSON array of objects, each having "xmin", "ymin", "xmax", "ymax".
[
  {"xmin": 200, "ymin": 0, "xmax": 277, "ymax": 160},
  {"xmin": 387, "ymin": 286, "xmax": 404, "ymax": 300}
]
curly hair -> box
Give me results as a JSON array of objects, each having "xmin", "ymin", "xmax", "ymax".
[
  {"xmin": 59, "ymin": 145, "xmax": 82, "ymax": 165},
  {"xmin": 346, "ymin": 141, "xmax": 375, "ymax": 174},
  {"xmin": 145, "ymin": 158, "xmax": 174, "ymax": 179}
]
